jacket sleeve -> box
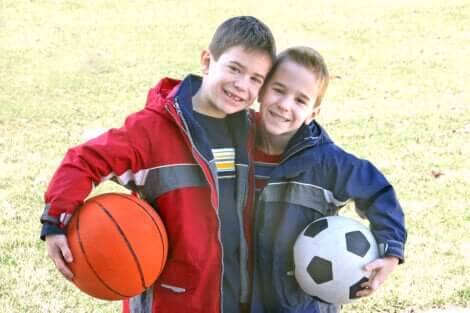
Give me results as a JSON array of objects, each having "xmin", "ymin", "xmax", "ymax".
[
  {"xmin": 40, "ymin": 109, "xmax": 153, "ymax": 238},
  {"xmin": 325, "ymin": 145, "xmax": 407, "ymax": 263}
]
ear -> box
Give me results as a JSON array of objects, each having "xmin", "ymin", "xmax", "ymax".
[
  {"xmin": 304, "ymin": 106, "xmax": 321, "ymax": 125},
  {"xmin": 200, "ymin": 49, "xmax": 211, "ymax": 75}
]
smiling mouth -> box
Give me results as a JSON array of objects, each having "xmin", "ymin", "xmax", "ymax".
[
  {"xmin": 269, "ymin": 110, "xmax": 290, "ymax": 122},
  {"xmin": 224, "ymin": 89, "xmax": 244, "ymax": 102}
]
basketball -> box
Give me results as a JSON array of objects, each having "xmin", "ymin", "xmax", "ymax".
[{"xmin": 67, "ymin": 193, "xmax": 168, "ymax": 300}]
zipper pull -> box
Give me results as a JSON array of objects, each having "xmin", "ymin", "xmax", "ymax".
[{"xmin": 173, "ymin": 97, "xmax": 183, "ymax": 116}]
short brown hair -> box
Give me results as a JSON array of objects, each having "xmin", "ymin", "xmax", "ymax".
[
  {"xmin": 266, "ymin": 47, "xmax": 329, "ymax": 108},
  {"xmin": 209, "ymin": 16, "xmax": 276, "ymax": 62}
]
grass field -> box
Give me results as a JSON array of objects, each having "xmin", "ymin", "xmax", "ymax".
[{"xmin": 1, "ymin": 1, "xmax": 469, "ymax": 312}]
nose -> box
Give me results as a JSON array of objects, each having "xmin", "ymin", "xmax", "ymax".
[
  {"xmin": 277, "ymin": 97, "xmax": 291, "ymax": 112},
  {"xmin": 233, "ymin": 75, "xmax": 250, "ymax": 92}
]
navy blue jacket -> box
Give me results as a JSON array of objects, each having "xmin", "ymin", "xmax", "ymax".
[{"xmin": 250, "ymin": 120, "xmax": 407, "ymax": 313}]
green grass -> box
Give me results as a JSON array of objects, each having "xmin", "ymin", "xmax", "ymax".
[{"xmin": 1, "ymin": 0, "xmax": 469, "ymax": 312}]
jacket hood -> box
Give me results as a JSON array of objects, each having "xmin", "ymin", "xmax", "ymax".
[
  {"xmin": 145, "ymin": 77, "xmax": 182, "ymax": 109},
  {"xmin": 283, "ymin": 120, "xmax": 334, "ymax": 156}
]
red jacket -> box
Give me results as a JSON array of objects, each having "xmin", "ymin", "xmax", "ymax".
[{"xmin": 41, "ymin": 77, "xmax": 254, "ymax": 313}]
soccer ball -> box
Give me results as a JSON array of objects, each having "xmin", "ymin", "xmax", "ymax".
[{"xmin": 293, "ymin": 216, "xmax": 379, "ymax": 304}]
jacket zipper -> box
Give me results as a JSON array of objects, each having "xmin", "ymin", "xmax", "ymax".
[
  {"xmin": 254, "ymin": 141, "xmax": 316, "ymax": 228},
  {"xmin": 280, "ymin": 142, "xmax": 315, "ymax": 165},
  {"xmin": 165, "ymin": 99, "xmax": 218, "ymax": 204},
  {"xmin": 165, "ymin": 98, "xmax": 225, "ymax": 312}
]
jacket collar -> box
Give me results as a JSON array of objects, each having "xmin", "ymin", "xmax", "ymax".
[
  {"xmin": 174, "ymin": 74, "xmax": 250, "ymax": 164},
  {"xmin": 282, "ymin": 120, "xmax": 332, "ymax": 160},
  {"xmin": 259, "ymin": 121, "xmax": 332, "ymax": 180},
  {"xmin": 253, "ymin": 110, "xmax": 333, "ymax": 161}
]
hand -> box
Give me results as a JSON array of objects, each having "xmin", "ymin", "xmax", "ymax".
[
  {"xmin": 356, "ymin": 256, "xmax": 399, "ymax": 297},
  {"xmin": 46, "ymin": 234, "xmax": 74, "ymax": 281}
]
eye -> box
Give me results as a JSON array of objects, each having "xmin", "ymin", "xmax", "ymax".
[
  {"xmin": 296, "ymin": 98, "xmax": 308, "ymax": 106},
  {"xmin": 228, "ymin": 65, "xmax": 240, "ymax": 73},
  {"xmin": 251, "ymin": 76, "xmax": 263, "ymax": 85},
  {"xmin": 273, "ymin": 87, "xmax": 284, "ymax": 94}
]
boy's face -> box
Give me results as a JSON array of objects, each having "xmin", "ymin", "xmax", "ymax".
[
  {"xmin": 259, "ymin": 60, "xmax": 320, "ymax": 138},
  {"xmin": 198, "ymin": 46, "xmax": 272, "ymax": 118}
]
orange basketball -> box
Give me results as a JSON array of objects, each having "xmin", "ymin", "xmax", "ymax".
[{"xmin": 67, "ymin": 192, "xmax": 168, "ymax": 300}]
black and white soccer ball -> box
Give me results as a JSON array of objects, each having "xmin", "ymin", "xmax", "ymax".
[{"xmin": 293, "ymin": 216, "xmax": 379, "ymax": 304}]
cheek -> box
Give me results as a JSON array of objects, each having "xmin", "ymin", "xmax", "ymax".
[
  {"xmin": 260, "ymin": 101, "xmax": 272, "ymax": 118},
  {"xmin": 293, "ymin": 108, "xmax": 309, "ymax": 122},
  {"xmin": 260, "ymin": 91, "xmax": 277, "ymax": 104},
  {"xmin": 259, "ymin": 96, "xmax": 274, "ymax": 112},
  {"xmin": 250, "ymin": 84, "xmax": 262, "ymax": 97},
  {"xmin": 210, "ymin": 67, "xmax": 226, "ymax": 82}
]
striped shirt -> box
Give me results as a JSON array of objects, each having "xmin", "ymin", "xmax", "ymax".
[{"xmin": 213, "ymin": 147, "xmax": 236, "ymax": 179}]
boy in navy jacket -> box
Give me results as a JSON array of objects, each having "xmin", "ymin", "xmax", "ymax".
[{"xmin": 250, "ymin": 47, "xmax": 407, "ymax": 313}]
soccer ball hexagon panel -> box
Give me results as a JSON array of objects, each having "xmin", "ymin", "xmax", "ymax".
[{"xmin": 293, "ymin": 216, "xmax": 379, "ymax": 304}]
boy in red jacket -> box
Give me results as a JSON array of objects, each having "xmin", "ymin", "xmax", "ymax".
[{"xmin": 41, "ymin": 16, "xmax": 275, "ymax": 313}]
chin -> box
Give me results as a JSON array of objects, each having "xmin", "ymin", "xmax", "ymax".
[
  {"xmin": 221, "ymin": 107, "xmax": 241, "ymax": 115},
  {"xmin": 265, "ymin": 127, "xmax": 285, "ymax": 137}
]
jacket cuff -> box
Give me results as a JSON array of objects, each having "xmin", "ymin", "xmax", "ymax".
[
  {"xmin": 378, "ymin": 240, "xmax": 405, "ymax": 264},
  {"xmin": 40, "ymin": 203, "xmax": 60, "ymax": 224},
  {"xmin": 40, "ymin": 223, "xmax": 66, "ymax": 241}
]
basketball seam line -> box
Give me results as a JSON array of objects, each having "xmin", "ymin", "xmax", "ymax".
[
  {"xmin": 75, "ymin": 206, "xmax": 131, "ymax": 298},
  {"xmin": 113, "ymin": 193, "xmax": 167, "ymax": 277},
  {"xmin": 96, "ymin": 201, "xmax": 148, "ymax": 291}
]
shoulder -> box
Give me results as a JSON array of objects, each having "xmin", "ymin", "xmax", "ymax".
[
  {"xmin": 301, "ymin": 141, "xmax": 348, "ymax": 165},
  {"xmin": 315, "ymin": 142, "xmax": 364, "ymax": 166},
  {"xmin": 298, "ymin": 143, "xmax": 377, "ymax": 180},
  {"xmin": 115, "ymin": 97, "xmax": 177, "ymax": 148}
]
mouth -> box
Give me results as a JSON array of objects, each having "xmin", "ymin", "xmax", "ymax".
[
  {"xmin": 223, "ymin": 89, "xmax": 245, "ymax": 103},
  {"xmin": 269, "ymin": 110, "xmax": 290, "ymax": 122}
]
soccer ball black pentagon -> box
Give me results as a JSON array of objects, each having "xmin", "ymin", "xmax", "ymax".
[{"xmin": 293, "ymin": 216, "xmax": 379, "ymax": 304}]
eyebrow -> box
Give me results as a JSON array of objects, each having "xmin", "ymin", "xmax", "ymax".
[
  {"xmin": 271, "ymin": 81, "xmax": 286, "ymax": 88},
  {"xmin": 229, "ymin": 61, "xmax": 266, "ymax": 80},
  {"xmin": 272, "ymin": 81, "xmax": 311, "ymax": 101}
]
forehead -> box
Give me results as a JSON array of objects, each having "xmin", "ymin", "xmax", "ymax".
[
  {"xmin": 217, "ymin": 46, "xmax": 272, "ymax": 76},
  {"xmin": 269, "ymin": 60, "xmax": 318, "ymax": 96}
]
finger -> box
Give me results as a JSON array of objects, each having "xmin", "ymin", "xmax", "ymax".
[
  {"xmin": 361, "ymin": 276, "xmax": 382, "ymax": 293},
  {"xmin": 364, "ymin": 258, "xmax": 384, "ymax": 272},
  {"xmin": 360, "ymin": 272, "xmax": 382, "ymax": 291},
  {"xmin": 356, "ymin": 286, "xmax": 375, "ymax": 297},
  {"xmin": 357, "ymin": 276, "xmax": 380, "ymax": 297},
  {"xmin": 54, "ymin": 257, "xmax": 74, "ymax": 281},
  {"xmin": 58, "ymin": 241, "xmax": 74, "ymax": 263},
  {"xmin": 47, "ymin": 242, "xmax": 74, "ymax": 281},
  {"xmin": 369, "ymin": 276, "xmax": 381, "ymax": 290},
  {"xmin": 360, "ymin": 281, "xmax": 371, "ymax": 289}
]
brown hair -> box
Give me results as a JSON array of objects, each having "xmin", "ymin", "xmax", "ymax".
[
  {"xmin": 208, "ymin": 16, "xmax": 276, "ymax": 63},
  {"xmin": 266, "ymin": 46, "xmax": 329, "ymax": 108}
]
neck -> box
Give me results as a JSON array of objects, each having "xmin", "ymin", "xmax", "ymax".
[
  {"xmin": 257, "ymin": 125, "xmax": 290, "ymax": 155},
  {"xmin": 192, "ymin": 87, "xmax": 226, "ymax": 118}
]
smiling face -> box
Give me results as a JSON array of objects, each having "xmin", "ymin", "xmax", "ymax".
[
  {"xmin": 194, "ymin": 46, "xmax": 272, "ymax": 118},
  {"xmin": 259, "ymin": 59, "xmax": 320, "ymax": 140}
]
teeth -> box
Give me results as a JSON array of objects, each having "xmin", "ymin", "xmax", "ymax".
[{"xmin": 225, "ymin": 90, "xmax": 242, "ymax": 102}]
